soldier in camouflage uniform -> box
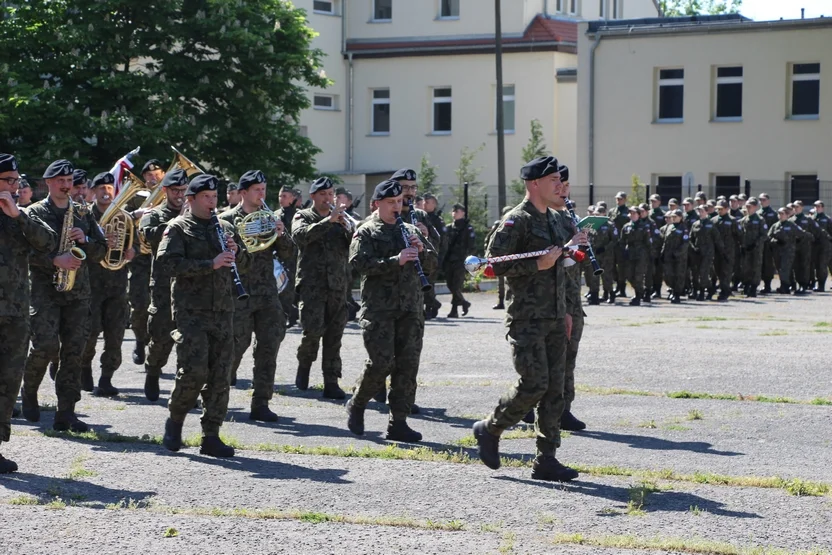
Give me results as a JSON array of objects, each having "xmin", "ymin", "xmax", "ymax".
[
  {"xmin": 424, "ymin": 193, "xmax": 448, "ymax": 312},
  {"xmin": 592, "ymin": 205, "xmax": 618, "ymax": 303},
  {"xmin": 640, "ymin": 203, "xmax": 662, "ymax": 303},
  {"xmin": 682, "ymin": 198, "xmax": 699, "ymax": 298},
  {"xmin": 729, "ymin": 195, "xmax": 744, "ymax": 290},
  {"xmin": 158, "ymin": 174, "xmax": 251, "ymax": 458},
  {"xmin": 811, "ymin": 200, "xmax": 832, "ymax": 291},
  {"xmin": 609, "ymin": 192, "xmax": 630, "ymax": 297},
  {"xmin": 291, "ymin": 177, "xmax": 352, "ymax": 399},
  {"xmin": 661, "ymin": 210, "xmax": 690, "ymax": 304},
  {"xmin": 712, "ymin": 200, "xmax": 741, "ymax": 301},
  {"xmin": 758, "ymin": 193, "xmax": 779, "ymax": 294},
  {"xmin": 791, "ymin": 201, "xmax": 822, "ymax": 294},
  {"xmin": 0, "ymin": 154, "xmax": 57, "ymax": 473},
  {"xmin": 346, "ymin": 179, "xmax": 438, "ymax": 442},
  {"xmin": 620, "ymin": 207, "xmax": 651, "ymax": 306},
  {"xmin": 444, "ymin": 203, "xmax": 475, "ymax": 317},
  {"xmin": 473, "ymin": 156, "xmax": 582, "ymax": 483},
  {"xmin": 689, "ymin": 205, "xmax": 722, "ymax": 301},
  {"xmin": 81, "ymin": 172, "xmax": 137, "ymax": 397},
  {"xmin": 276, "ymin": 185, "xmax": 300, "ymax": 327},
  {"xmin": 220, "ymin": 170, "xmax": 294, "ymax": 422},
  {"xmin": 769, "ymin": 208, "xmax": 798, "ymax": 294},
  {"xmin": 21, "ymin": 160, "xmax": 108, "ymax": 432},
  {"xmin": 138, "ymin": 170, "xmax": 188, "ymax": 401},
  {"xmin": 739, "ymin": 198, "xmax": 768, "ymax": 297}
]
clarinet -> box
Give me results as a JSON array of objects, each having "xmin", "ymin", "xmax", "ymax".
[
  {"xmin": 394, "ymin": 212, "xmax": 432, "ymax": 292},
  {"xmin": 564, "ymin": 199, "xmax": 604, "ymax": 276},
  {"xmin": 210, "ymin": 209, "xmax": 250, "ymax": 300}
]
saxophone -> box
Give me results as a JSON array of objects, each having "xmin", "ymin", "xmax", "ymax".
[{"xmin": 54, "ymin": 200, "xmax": 88, "ymax": 292}]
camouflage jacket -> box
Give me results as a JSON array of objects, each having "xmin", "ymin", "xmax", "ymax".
[
  {"xmin": 156, "ymin": 212, "xmax": 251, "ymax": 316},
  {"xmin": 26, "ymin": 196, "xmax": 108, "ymax": 302},
  {"xmin": 768, "ymin": 220, "xmax": 798, "ymax": 249},
  {"xmin": 445, "ymin": 219, "xmax": 476, "ymax": 264},
  {"xmin": 219, "ymin": 203, "xmax": 295, "ymax": 299},
  {"xmin": 87, "ymin": 203, "xmax": 132, "ymax": 293},
  {"xmin": 787, "ymin": 215, "xmax": 814, "ymax": 245},
  {"xmin": 275, "ymin": 205, "xmax": 298, "ymax": 267},
  {"xmin": 486, "ymin": 199, "xmax": 570, "ymax": 325},
  {"xmin": 402, "ymin": 203, "xmax": 441, "ymax": 250},
  {"xmin": 661, "ymin": 223, "xmax": 689, "ymax": 261},
  {"xmin": 0, "ymin": 209, "xmax": 57, "ymax": 318},
  {"xmin": 739, "ymin": 213, "xmax": 769, "ymax": 251},
  {"xmin": 650, "ymin": 207, "xmax": 666, "ymax": 228},
  {"xmin": 139, "ymin": 203, "xmax": 181, "ymax": 290},
  {"xmin": 711, "ymin": 214, "xmax": 741, "ymax": 256},
  {"xmin": 760, "ymin": 206, "xmax": 779, "ymax": 229},
  {"xmin": 620, "ymin": 219, "xmax": 651, "ymax": 259},
  {"xmin": 689, "ymin": 218, "xmax": 722, "ymax": 256},
  {"xmin": 291, "ymin": 207, "xmax": 352, "ymax": 294},
  {"xmin": 811, "ymin": 212, "xmax": 832, "ymax": 242},
  {"xmin": 793, "ymin": 213, "xmax": 826, "ymax": 244},
  {"xmin": 559, "ymin": 210, "xmax": 584, "ymax": 318},
  {"xmin": 608, "ymin": 204, "xmax": 630, "ymax": 231},
  {"xmin": 644, "ymin": 217, "xmax": 663, "ymax": 257},
  {"xmin": 591, "ymin": 220, "xmax": 618, "ymax": 256},
  {"xmin": 425, "ymin": 210, "xmax": 448, "ymax": 265},
  {"xmin": 349, "ymin": 213, "xmax": 438, "ymax": 317}
]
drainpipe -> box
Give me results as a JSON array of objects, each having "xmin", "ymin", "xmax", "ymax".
[
  {"xmin": 341, "ymin": 0, "xmax": 354, "ymax": 172},
  {"xmin": 588, "ymin": 33, "xmax": 602, "ymax": 190},
  {"xmin": 348, "ymin": 52, "xmax": 354, "ymax": 172},
  {"xmin": 544, "ymin": 0, "xmax": 549, "ymax": 16}
]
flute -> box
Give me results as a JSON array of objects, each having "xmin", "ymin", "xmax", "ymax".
[
  {"xmin": 394, "ymin": 212, "xmax": 432, "ymax": 292},
  {"xmin": 564, "ymin": 199, "xmax": 604, "ymax": 276},
  {"xmin": 210, "ymin": 209, "xmax": 249, "ymax": 300}
]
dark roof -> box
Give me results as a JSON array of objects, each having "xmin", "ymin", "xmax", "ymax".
[{"xmin": 587, "ymin": 13, "xmax": 748, "ymax": 33}]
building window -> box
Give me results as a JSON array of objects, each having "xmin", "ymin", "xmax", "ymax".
[
  {"xmin": 613, "ymin": 0, "xmax": 621, "ymax": 18},
  {"xmin": 599, "ymin": 0, "xmax": 606, "ymax": 18},
  {"xmin": 371, "ymin": 89, "xmax": 390, "ymax": 134},
  {"xmin": 373, "ymin": 0, "xmax": 392, "ymax": 21},
  {"xmin": 440, "ymin": 0, "xmax": 460, "ymax": 18},
  {"xmin": 555, "ymin": 0, "xmax": 564, "ymax": 12},
  {"xmin": 656, "ymin": 175, "xmax": 682, "ymax": 203},
  {"xmin": 432, "ymin": 87, "xmax": 452, "ymax": 134},
  {"xmin": 790, "ymin": 63, "xmax": 820, "ymax": 119},
  {"xmin": 657, "ymin": 68, "xmax": 684, "ymax": 122},
  {"xmin": 715, "ymin": 66, "xmax": 743, "ymax": 121},
  {"xmin": 714, "ymin": 175, "xmax": 740, "ymax": 198},
  {"xmin": 313, "ymin": 94, "xmax": 336, "ymax": 110},
  {"xmin": 313, "ymin": 0, "xmax": 335, "ymax": 14},
  {"xmin": 791, "ymin": 174, "xmax": 819, "ymax": 205},
  {"xmin": 496, "ymin": 85, "xmax": 515, "ymax": 133},
  {"xmin": 569, "ymin": 0, "xmax": 578, "ymax": 14}
]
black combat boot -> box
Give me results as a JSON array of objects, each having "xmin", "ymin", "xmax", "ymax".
[
  {"xmin": 132, "ymin": 341, "xmax": 146, "ymax": 365},
  {"xmin": 447, "ymin": 304, "xmax": 459, "ymax": 318},
  {"xmin": 760, "ymin": 281, "xmax": 772, "ymax": 294},
  {"xmin": 601, "ymin": 291, "xmax": 609, "ymax": 303},
  {"xmin": 80, "ymin": 367, "xmax": 94, "ymax": 392},
  {"xmin": 53, "ymin": 410, "xmax": 88, "ymax": 433},
  {"xmin": 346, "ymin": 401, "xmax": 365, "ymax": 436},
  {"xmin": 706, "ymin": 289, "xmax": 715, "ymax": 301},
  {"xmin": 410, "ymin": 404, "xmax": 420, "ymax": 415},
  {"xmin": 642, "ymin": 291, "xmax": 651, "ymax": 304},
  {"xmin": 295, "ymin": 365, "xmax": 311, "ymax": 391},
  {"xmin": 162, "ymin": 418, "xmax": 183, "ymax": 451},
  {"xmin": 322, "ymin": 382, "xmax": 346, "ymax": 400},
  {"xmin": 531, "ymin": 455, "xmax": 579, "ymax": 482},
  {"xmin": 560, "ymin": 411, "xmax": 587, "ymax": 431},
  {"xmin": 588, "ymin": 291, "xmax": 600, "ymax": 305},
  {"xmin": 200, "ymin": 436, "xmax": 235, "ymax": 458},
  {"xmin": 11, "ymin": 406, "xmax": 20, "ymax": 418},
  {"xmin": 93, "ymin": 376, "xmax": 119, "ymax": 397},
  {"xmin": 462, "ymin": 301, "xmax": 471, "ymax": 316},
  {"xmin": 386, "ymin": 420, "xmax": 422, "ymax": 443},
  {"xmin": 0, "ymin": 454, "xmax": 18, "ymax": 474},
  {"xmin": 671, "ymin": 293, "xmax": 681, "ymax": 304},
  {"xmin": 249, "ymin": 405, "xmax": 279, "ymax": 423},
  {"xmin": 617, "ymin": 284, "xmax": 628, "ymax": 298},
  {"xmin": 229, "ymin": 373, "xmax": 237, "ymax": 387},
  {"xmin": 493, "ymin": 302, "xmax": 505, "ymax": 310},
  {"xmin": 373, "ymin": 387, "xmax": 387, "ymax": 405},
  {"xmin": 48, "ymin": 361, "xmax": 58, "ymax": 381},
  {"xmin": 717, "ymin": 291, "xmax": 730, "ymax": 301},
  {"xmin": 748, "ymin": 286, "xmax": 758, "ymax": 298},
  {"xmin": 21, "ymin": 389, "xmax": 39, "ymax": 422},
  {"xmin": 144, "ymin": 374, "xmax": 160, "ymax": 402},
  {"xmin": 651, "ymin": 285, "xmax": 661, "ymax": 299},
  {"xmin": 696, "ymin": 289, "xmax": 705, "ymax": 302},
  {"xmin": 606, "ymin": 292, "xmax": 616, "ymax": 305},
  {"xmin": 814, "ymin": 283, "xmax": 826, "ymax": 293},
  {"xmin": 472, "ymin": 420, "xmax": 501, "ymax": 470},
  {"xmin": 629, "ymin": 297, "xmax": 641, "ymax": 306}
]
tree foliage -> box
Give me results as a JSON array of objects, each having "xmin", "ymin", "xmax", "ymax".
[
  {"xmin": 510, "ymin": 119, "xmax": 549, "ymax": 203},
  {"xmin": 418, "ymin": 153, "xmax": 440, "ymax": 198},
  {"xmin": 452, "ymin": 143, "xmax": 489, "ymax": 254},
  {"xmin": 659, "ymin": 0, "xmax": 742, "ymax": 16},
  {"xmin": 630, "ymin": 174, "xmax": 647, "ymax": 206},
  {"xmin": 0, "ymin": 0, "xmax": 328, "ymax": 184}
]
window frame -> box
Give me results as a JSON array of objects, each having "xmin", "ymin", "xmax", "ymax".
[
  {"xmin": 312, "ymin": 0, "xmax": 335, "ymax": 15},
  {"xmin": 370, "ymin": 88, "xmax": 390, "ymax": 135},
  {"xmin": 788, "ymin": 62, "xmax": 820, "ymax": 120},
  {"xmin": 495, "ymin": 84, "xmax": 516, "ymax": 134},
  {"xmin": 612, "ymin": 0, "xmax": 620, "ymax": 19},
  {"xmin": 599, "ymin": 0, "xmax": 606, "ymax": 19},
  {"xmin": 713, "ymin": 66, "xmax": 743, "ymax": 122},
  {"xmin": 372, "ymin": 0, "xmax": 393, "ymax": 22},
  {"xmin": 655, "ymin": 175, "xmax": 683, "ymax": 204},
  {"xmin": 313, "ymin": 94, "xmax": 336, "ymax": 111},
  {"xmin": 656, "ymin": 68, "xmax": 685, "ymax": 123},
  {"xmin": 713, "ymin": 174, "xmax": 741, "ymax": 199},
  {"xmin": 431, "ymin": 87, "xmax": 453, "ymax": 135},
  {"xmin": 569, "ymin": 0, "xmax": 578, "ymax": 15},
  {"xmin": 439, "ymin": 0, "xmax": 460, "ymax": 19},
  {"xmin": 790, "ymin": 173, "xmax": 819, "ymax": 205}
]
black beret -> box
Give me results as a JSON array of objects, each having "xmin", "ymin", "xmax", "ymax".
[
  {"xmin": 18, "ymin": 175, "xmax": 31, "ymax": 189},
  {"xmin": 520, "ymin": 156, "xmax": 559, "ymax": 181},
  {"xmin": 335, "ymin": 187, "xmax": 348, "ymax": 196},
  {"xmin": 558, "ymin": 164, "xmax": 569, "ymax": 183},
  {"xmin": 279, "ymin": 185, "xmax": 296, "ymax": 195},
  {"xmin": 91, "ymin": 172, "xmax": 115, "ymax": 188},
  {"xmin": 226, "ymin": 181, "xmax": 239, "ymax": 192},
  {"xmin": 0, "ymin": 153, "xmax": 18, "ymax": 173},
  {"xmin": 186, "ymin": 174, "xmax": 219, "ymax": 196},
  {"xmin": 44, "ymin": 159, "xmax": 74, "ymax": 179},
  {"xmin": 72, "ymin": 169, "xmax": 88, "ymax": 185},
  {"xmin": 161, "ymin": 169, "xmax": 188, "ymax": 188},
  {"xmin": 423, "ymin": 193, "xmax": 437, "ymax": 201},
  {"xmin": 293, "ymin": 188, "xmax": 303, "ymax": 197},
  {"xmin": 309, "ymin": 176, "xmax": 333, "ymax": 195},
  {"xmin": 716, "ymin": 200, "xmax": 729, "ymax": 208},
  {"xmin": 391, "ymin": 168, "xmax": 417, "ymax": 182},
  {"xmin": 141, "ymin": 159, "xmax": 163, "ymax": 174},
  {"xmin": 238, "ymin": 170, "xmax": 266, "ymax": 190},
  {"xmin": 452, "ymin": 203, "xmax": 465, "ymax": 211},
  {"xmin": 371, "ymin": 179, "xmax": 402, "ymax": 201},
  {"xmin": 340, "ymin": 189, "xmax": 353, "ymax": 200}
]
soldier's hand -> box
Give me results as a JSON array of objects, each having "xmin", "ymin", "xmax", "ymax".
[
  {"xmin": 408, "ymin": 233, "xmax": 424, "ymax": 253},
  {"xmin": 213, "ymin": 251, "xmax": 236, "ymax": 269},
  {"xmin": 105, "ymin": 232, "xmax": 119, "ymax": 249},
  {"xmin": 398, "ymin": 246, "xmax": 419, "ymax": 266},
  {"xmin": 54, "ymin": 252, "xmax": 83, "ymax": 270},
  {"xmin": 225, "ymin": 235, "xmax": 239, "ymax": 255},
  {"xmin": 536, "ymin": 245, "xmax": 562, "ymax": 271},
  {"xmin": 70, "ymin": 227, "xmax": 86, "ymax": 243},
  {"xmin": 567, "ymin": 230, "xmax": 589, "ymax": 247},
  {"xmin": 416, "ymin": 222, "xmax": 428, "ymax": 236},
  {"xmin": 276, "ymin": 219, "xmax": 285, "ymax": 236},
  {"xmin": 131, "ymin": 208, "xmax": 147, "ymax": 220},
  {"xmin": 125, "ymin": 247, "xmax": 136, "ymax": 262},
  {"xmin": 0, "ymin": 191, "xmax": 20, "ymax": 218}
]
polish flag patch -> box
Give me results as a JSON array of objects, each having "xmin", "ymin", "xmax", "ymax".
[{"xmin": 503, "ymin": 220, "xmax": 514, "ymax": 227}]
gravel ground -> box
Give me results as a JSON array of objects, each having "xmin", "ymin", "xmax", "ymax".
[{"xmin": 2, "ymin": 289, "xmax": 832, "ymax": 554}]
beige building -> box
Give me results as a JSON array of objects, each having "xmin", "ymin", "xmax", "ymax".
[
  {"xmin": 576, "ymin": 14, "xmax": 832, "ymax": 209},
  {"xmin": 297, "ymin": 0, "xmax": 660, "ymax": 216}
]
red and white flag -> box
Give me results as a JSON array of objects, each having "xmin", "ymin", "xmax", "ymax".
[{"xmin": 109, "ymin": 146, "xmax": 140, "ymax": 196}]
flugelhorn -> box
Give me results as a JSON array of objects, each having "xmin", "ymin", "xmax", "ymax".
[{"xmin": 99, "ymin": 170, "xmax": 146, "ymax": 270}]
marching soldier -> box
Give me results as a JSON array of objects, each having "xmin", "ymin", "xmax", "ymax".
[
  {"xmin": 347, "ymin": 179, "xmax": 438, "ymax": 442},
  {"xmin": 689, "ymin": 205, "xmax": 722, "ymax": 301},
  {"xmin": 21, "ymin": 160, "xmax": 108, "ymax": 431},
  {"xmin": 220, "ymin": 170, "xmax": 294, "ymax": 422},
  {"xmin": 712, "ymin": 200, "xmax": 740, "ymax": 301},
  {"xmin": 276, "ymin": 185, "xmax": 300, "ymax": 327},
  {"xmin": 620, "ymin": 207, "xmax": 651, "ymax": 306},
  {"xmin": 291, "ymin": 177, "xmax": 352, "ymax": 399},
  {"xmin": 811, "ymin": 201, "xmax": 832, "ymax": 291},
  {"xmin": 80, "ymin": 172, "xmax": 136, "ymax": 397},
  {"xmin": 739, "ymin": 198, "xmax": 767, "ymax": 297},
  {"xmin": 769, "ymin": 208, "xmax": 798, "ymax": 294},
  {"xmin": 648, "ymin": 194, "xmax": 665, "ymax": 298},
  {"xmin": 139, "ymin": 169, "xmax": 188, "ymax": 401},
  {"xmin": 423, "ymin": 193, "xmax": 447, "ymax": 313},
  {"xmin": 639, "ymin": 203, "xmax": 662, "ymax": 303},
  {"xmin": 661, "ymin": 210, "xmax": 689, "ymax": 304},
  {"xmin": 791, "ymin": 201, "xmax": 822, "ymax": 294},
  {"xmin": 609, "ymin": 192, "xmax": 630, "ymax": 297},
  {"xmin": 0, "ymin": 153, "xmax": 57, "ymax": 473},
  {"xmin": 444, "ymin": 204, "xmax": 475, "ymax": 318},
  {"xmin": 158, "ymin": 174, "xmax": 250, "ymax": 458},
  {"xmin": 225, "ymin": 181, "xmax": 240, "ymax": 209},
  {"xmin": 758, "ymin": 193, "xmax": 779, "ymax": 294},
  {"xmin": 592, "ymin": 205, "xmax": 618, "ymax": 304}
]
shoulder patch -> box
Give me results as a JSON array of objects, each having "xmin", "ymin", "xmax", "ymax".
[
  {"xmin": 294, "ymin": 213, "xmax": 303, "ymax": 219},
  {"xmin": 503, "ymin": 220, "xmax": 514, "ymax": 227},
  {"xmin": 763, "ymin": 224, "xmax": 768, "ymax": 229},
  {"xmin": 163, "ymin": 227, "xmax": 170, "ymax": 236}
]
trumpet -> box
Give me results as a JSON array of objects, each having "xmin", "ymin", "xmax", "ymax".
[{"xmin": 328, "ymin": 203, "xmax": 359, "ymax": 233}]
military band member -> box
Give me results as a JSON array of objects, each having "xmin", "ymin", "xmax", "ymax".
[
  {"xmin": 139, "ymin": 169, "xmax": 188, "ymax": 401},
  {"xmin": 0, "ymin": 154, "xmax": 58, "ymax": 473},
  {"xmin": 16, "ymin": 176, "xmax": 33, "ymax": 208},
  {"xmin": 220, "ymin": 170, "xmax": 293, "ymax": 422},
  {"xmin": 21, "ymin": 160, "xmax": 107, "ymax": 432},
  {"xmin": 423, "ymin": 193, "xmax": 447, "ymax": 314},
  {"xmin": 291, "ymin": 177, "xmax": 352, "ymax": 399},
  {"xmin": 592, "ymin": 205, "xmax": 618, "ymax": 303},
  {"xmin": 473, "ymin": 156, "xmax": 582, "ymax": 483},
  {"xmin": 347, "ymin": 179, "xmax": 438, "ymax": 442},
  {"xmin": 276, "ymin": 185, "xmax": 300, "ymax": 327},
  {"xmin": 225, "ymin": 181, "xmax": 240, "ymax": 209},
  {"xmin": 444, "ymin": 203, "xmax": 474, "ymax": 318},
  {"xmin": 158, "ymin": 174, "xmax": 250, "ymax": 458},
  {"xmin": 80, "ymin": 172, "xmax": 136, "ymax": 397}
]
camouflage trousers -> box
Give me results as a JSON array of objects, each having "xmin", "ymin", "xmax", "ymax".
[
  {"xmin": 691, "ymin": 250, "xmax": 715, "ymax": 292},
  {"xmin": 741, "ymin": 245, "xmax": 763, "ymax": 290},
  {"xmin": 794, "ymin": 242, "xmax": 811, "ymax": 287},
  {"xmin": 278, "ymin": 265, "xmax": 298, "ymax": 323},
  {"xmin": 23, "ymin": 295, "xmax": 91, "ymax": 412},
  {"xmin": 614, "ymin": 245, "xmax": 627, "ymax": 289},
  {"xmin": 0, "ymin": 316, "xmax": 29, "ymax": 443},
  {"xmin": 772, "ymin": 245, "xmax": 795, "ymax": 289},
  {"xmin": 714, "ymin": 252, "xmax": 735, "ymax": 295},
  {"xmin": 444, "ymin": 262, "xmax": 468, "ymax": 306},
  {"xmin": 168, "ymin": 309, "xmax": 233, "ymax": 436},
  {"xmin": 129, "ymin": 260, "xmax": 151, "ymax": 344},
  {"xmin": 626, "ymin": 255, "xmax": 649, "ymax": 298},
  {"xmin": 231, "ymin": 294, "xmax": 286, "ymax": 409},
  {"xmin": 81, "ymin": 288, "xmax": 127, "ymax": 379},
  {"xmin": 423, "ymin": 269, "xmax": 440, "ymax": 311},
  {"xmin": 564, "ymin": 312, "xmax": 584, "ymax": 414},
  {"xmin": 732, "ymin": 244, "xmax": 743, "ymax": 285},
  {"xmin": 762, "ymin": 242, "xmax": 776, "ymax": 282},
  {"xmin": 811, "ymin": 240, "xmax": 830, "ymax": 287},
  {"xmin": 486, "ymin": 318, "xmax": 568, "ymax": 457},
  {"xmin": 352, "ymin": 310, "xmax": 425, "ymax": 421},
  {"xmin": 594, "ymin": 253, "xmax": 616, "ymax": 294},
  {"xmin": 297, "ymin": 289, "xmax": 347, "ymax": 382},
  {"xmin": 145, "ymin": 289, "xmax": 175, "ymax": 378},
  {"xmin": 663, "ymin": 255, "xmax": 687, "ymax": 295}
]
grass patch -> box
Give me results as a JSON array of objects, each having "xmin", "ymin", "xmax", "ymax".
[
  {"xmin": 66, "ymin": 454, "xmax": 98, "ymax": 480},
  {"xmin": 637, "ymin": 420, "xmax": 658, "ymax": 429},
  {"xmin": 580, "ymin": 385, "xmax": 830, "ymax": 406},
  {"xmin": 759, "ymin": 330, "xmax": 788, "ymax": 336},
  {"xmin": 105, "ymin": 498, "xmax": 152, "ymax": 510},
  {"xmin": 454, "ymin": 427, "xmax": 570, "ymax": 448},
  {"xmin": 626, "ymin": 481, "xmax": 662, "ymax": 516},
  {"xmin": 692, "ymin": 316, "xmax": 728, "ymax": 322},
  {"xmin": 575, "ymin": 384, "xmax": 661, "ymax": 397},
  {"xmin": 687, "ymin": 409, "xmax": 704, "ymax": 421},
  {"xmin": 689, "ymin": 505, "xmax": 706, "ymax": 516},
  {"xmin": 8, "ymin": 495, "xmax": 40, "ymax": 506},
  {"xmin": 45, "ymin": 497, "xmax": 67, "ymax": 510},
  {"xmin": 479, "ymin": 521, "xmax": 503, "ymax": 533},
  {"xmin": 664, "ymin": 424, "xmax": 691, "ymax": 432},
  {"xmin": 814, "ymin": 322, "xmax": 831, "ymax": 327},
  {"xmin": 499, "ymin": 531, "xmax": 517, "ymax": 554},
  {"xmin": 552, "ymin": 532, "xmax": 828, "ymax": 554},
  {"xmin": 163, "ymin": 527, "xmax": 179, "ymax": 538}
]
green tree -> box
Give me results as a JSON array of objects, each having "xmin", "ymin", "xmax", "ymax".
[
  {"xmin": 510, "ymin": 119, "xmax": 549, "ymax": 203},
  {"xmin": 452, "ymin": 143, "xmax": 489, "ymax": 254},
  {"xmin": 659, "ymin": 0, "xmax": 742, "ymax": 16},
  {"xmin": 630, "ymin": 174, "xmax": 647, "ymax": 206},
  {"xmin": 0, "ymin": 0, "xmax": 328, "ymax": 184},
  {"xmin": 418, "ymin": 153, "xmax": 440, "ymax": 198}
]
